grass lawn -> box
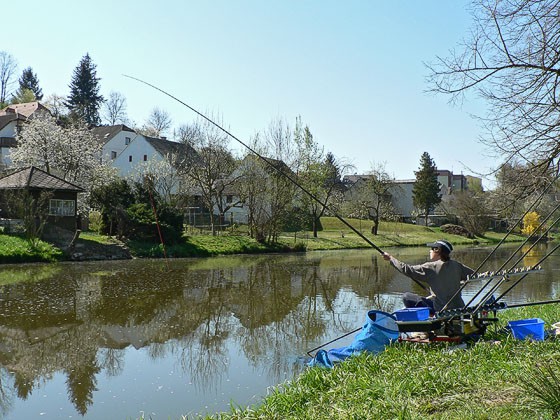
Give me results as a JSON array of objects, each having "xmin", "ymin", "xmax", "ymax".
[{"xmin": 276, "ymin": 218, "xmax": 525, "ymax": 251}]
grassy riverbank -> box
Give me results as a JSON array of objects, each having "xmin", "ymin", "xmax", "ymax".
[
  {"xmin": 126, "ymin": 217, "xmax": 527, "ymax": 258},
  {"xmin": 0, "ymin": 217, "xmax": 530, "ymax": 262},
  {"xmin": 198, "ymin": 304, "xmax": 560, "ymax": 419}
]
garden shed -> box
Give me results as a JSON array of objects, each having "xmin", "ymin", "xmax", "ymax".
[{"xmin": 0, "ymin": 166, "xmax": 84, "ymax": 234}]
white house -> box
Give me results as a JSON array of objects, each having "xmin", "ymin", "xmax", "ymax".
[{"xmin": 90, "ymin": 124, "xmax": 139, "ymax": 162}]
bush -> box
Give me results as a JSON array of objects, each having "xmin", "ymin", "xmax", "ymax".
[
  {"xmin": 126, "ymin": 203, "xmax": 184, "ymax": 245},
  {"xmin": 88, "ymin": 210, "xmax": 103, "ymax": 234}
]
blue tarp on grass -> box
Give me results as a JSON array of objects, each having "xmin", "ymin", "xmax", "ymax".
[{"xmin": 309, "ymin": 310, "xmax": 399, "ymax": 369}]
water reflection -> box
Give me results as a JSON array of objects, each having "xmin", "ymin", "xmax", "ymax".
[{"xmin": 0, "ymin": 244, "xmax": 556, "ymax": 418}]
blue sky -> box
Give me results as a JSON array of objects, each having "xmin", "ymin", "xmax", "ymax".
[{"xmin": 3, "ymin": 1, "xmax": 496, "ymax": 187}]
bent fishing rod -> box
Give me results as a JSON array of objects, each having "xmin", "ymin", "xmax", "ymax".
[
  {"xmin": 124, "ymin": 75, "xmax": 431, "ymax": 294},
  {"xmin": 465, "ymin": 203, "xmax": 560, "ymax": 310},
  {"xmin": 439, "ymin": 174, "xmax": 560, "ymax": 313},
  {"xmin": 472, "ymin": 213, "xmax": 560, "ymax": 311},
  {"xmin": 124, "ymin": 77, "xmax": 381, "ymax": 246}
]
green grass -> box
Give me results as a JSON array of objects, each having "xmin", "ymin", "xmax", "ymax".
[
  {"xmin": 0, "ymin": 217, "xmax": 530, "ymax": 263},
  {"xmin": 124, "ymin": 217, "xmax": 527, "ymax": 257},
  {"xmin": 0, "ymin": 234, "xmax": 63, "ymax": 263},
  {"xmin": 276, "ymin": 217, "xmax": 526, "ymax": 251},
  {"xmin": 195, "ymin": 304, "xmax": 560, "ymax": 420}
]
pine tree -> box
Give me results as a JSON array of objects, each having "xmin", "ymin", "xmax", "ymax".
[
  {"xmin": 412, "ymin": 152, "xmax": 442, "ymax": 226},
  {"xmin": 65, "ymin": 53, "xmax": 104, "ymax": 126},
  {"xmin": 16, "ymin": 67, "xmax": 43, "ymax": 100}
]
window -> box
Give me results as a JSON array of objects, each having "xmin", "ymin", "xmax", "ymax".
[
  {"xmin": 125, "ymin": 137, "xmax": 131, "ymax": 145},
  {"xmin": 49, "ymin": 199, "xmax": 75, "ymax": 216},
  {"xmin": 143, "ymin": 154, "xmax": 148, "ymax": 161},
  {"xmin": 226, "ymin": 195, "xmax": 233, "ymax": 204},
  {"xmin": 129, "ymin": 156, "xmax": 132, "ymax": 162},
  {"xmin": 111, "ymin": 151, "xmax": 117, "ymax": 159}
]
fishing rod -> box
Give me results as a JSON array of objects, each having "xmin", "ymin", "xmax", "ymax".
[
  {"xmin": 494, "ymin": 241, "xmax": 560, "ymax": 303},
  {"xmin": 506, "ymin": 299, "xmax": 560, "ymax": 309},
  {"xmin": 124, "ymin": 75, "xmax": 433, "ymax": 294},
  {"xmin": 306, "ymin": 327, "xmax": 361, "ymax": 357},
  {"xmin": 439, "ymin": 177, "xmax": 560, "ymax": 313},
  {"xmin": 124, "ymin": 76, "xmax": 384, "ymax": 249},
  {"xmin": 472, "ymin": 217, "xmax": 560, "ymax": 312},
  {"xmin": 465, "ymin": 205, "xmax": 560, "ymax": 311}
]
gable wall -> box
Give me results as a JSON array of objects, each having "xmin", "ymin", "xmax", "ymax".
[
  {"xmin": 101, "ymin": 131, "xmax": 140, "ymax": 162},
  {"xmin": 111, "ymin": 136, "xmax": 163, "ymax": 177}
]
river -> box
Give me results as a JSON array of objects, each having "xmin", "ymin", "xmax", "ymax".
[{"xmin": 0, "ymin": 242, "xmax": 557, "ymax": 419}]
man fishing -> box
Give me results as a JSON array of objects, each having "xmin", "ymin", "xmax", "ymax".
[{"xmin": 382, "ymin": 239, "xmax": 474, "ymax": 313}]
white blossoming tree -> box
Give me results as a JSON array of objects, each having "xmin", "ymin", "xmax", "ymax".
[{"xmin": 13, "ymin": 114, "xmax": 117, "ymax": 214}]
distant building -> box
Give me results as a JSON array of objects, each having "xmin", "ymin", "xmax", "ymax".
[
  {"xmin": 91, "ymin": 125, "xmax": 198, "ymax": 198},
  {"xmin": 343, "ymin": 170, "xmax": 479, "ymax": 222}
]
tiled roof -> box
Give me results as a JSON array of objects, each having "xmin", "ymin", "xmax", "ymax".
[
  {"xmin": 90, "ymin": 124, "xmax": 136, "ymax": 144},
  {"xmin": 0, "ymin": 102, "xmax": 50, "ymax": 118},
  {"xmin": 0, "ymin": 167, "xmax": 84, "ymax": 192},
  {"xmin": 145, "ymin": 136, "xmax": 197, "ymax": 163}
]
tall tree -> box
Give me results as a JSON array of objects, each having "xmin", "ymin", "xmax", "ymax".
[
  {"xmin": 101, "ymin": 91, "xmax": 128, "ymax": 125},
  {"xmin": 15, "ymin": 67, "xmax": 43, "ymax": 100},
  {"xmin": 65, "ymin": 53, "xmax": 104, "ymax": 126},
  {"xmin": 0, "ymin": 51, "xmax": 18, "ymax": 105},
  {"xmin": 412, "ymin": 152, "xmax": 441, "ymax": 225},
  {"xmin": 426, "ymin": 0, "xmax": 560, "ymax": 187},
  {"xmin": 10, "ymin": 88, "xmax": 36, "ymax": 104}
]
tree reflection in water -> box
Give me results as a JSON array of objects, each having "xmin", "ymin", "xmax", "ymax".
[{"xmin": 0, "ymin": 245, "xmax": 555, "ymax": 418}]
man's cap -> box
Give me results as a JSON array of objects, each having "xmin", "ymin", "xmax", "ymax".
[{"xmin": 426, "ymin": 239, "xmax": 453, "ymax": 253}]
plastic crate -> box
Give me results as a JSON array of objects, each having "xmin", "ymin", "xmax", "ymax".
[
  {"xmin": 394, "ymin": 307, "xmax": 430, "ymax": 321},
  {"xmin": 507, "ymin": 318, "xmax": 545, "ymax": 341}
]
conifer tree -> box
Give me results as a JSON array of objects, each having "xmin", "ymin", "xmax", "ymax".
[
  {"xmin": 412, "ymin": 152, "xmax": 441, "ymax": 226},
  {"xmin": 65, "ymin": 53, "xmax": 104, "ymax": 126},
  {"xmin": 16, "ymin": 67, "xmax": 43, "ymax": 100}
]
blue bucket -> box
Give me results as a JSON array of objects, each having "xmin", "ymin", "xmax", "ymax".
[
  {"xmin": 394, "ymin": 307, "xmax": 430, "ymax": 321},
  {"xmin": 507, "ymin": 318, "xmax": 545, "ymax": 341}
]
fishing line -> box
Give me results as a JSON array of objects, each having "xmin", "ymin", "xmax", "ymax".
[{"xmin": 147, "ymin": 181, "xmax": 170, "ymax": 271}]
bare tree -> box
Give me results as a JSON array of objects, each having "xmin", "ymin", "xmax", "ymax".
[
  {"xmin": 343, "ymin": 163, "xmax": 399, "ymax": 235},
  {"xmin": 236, "ymin": 119, "xmax": 297, "ymax": 242},
  {"xmin": 43, "ymin": 94, "xmax": 67, "ymax": 118},
  {"xmin": 427, "ymin": 0, "xmax": 560, "ymax": 186},
  {"xmin": 141, "ymin": 107, "xmax": 172, "ymax": 137},
  {"xmin": 178, "ymin": 117, "xmax": 240, "ymax": 235},
  {"xmin": 0, "ymin": 51, "xmax": 18, "ymax": 105},
  {"xmin": 102, "ymin": 91, "xmax": 128, "ymax": 125}
]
